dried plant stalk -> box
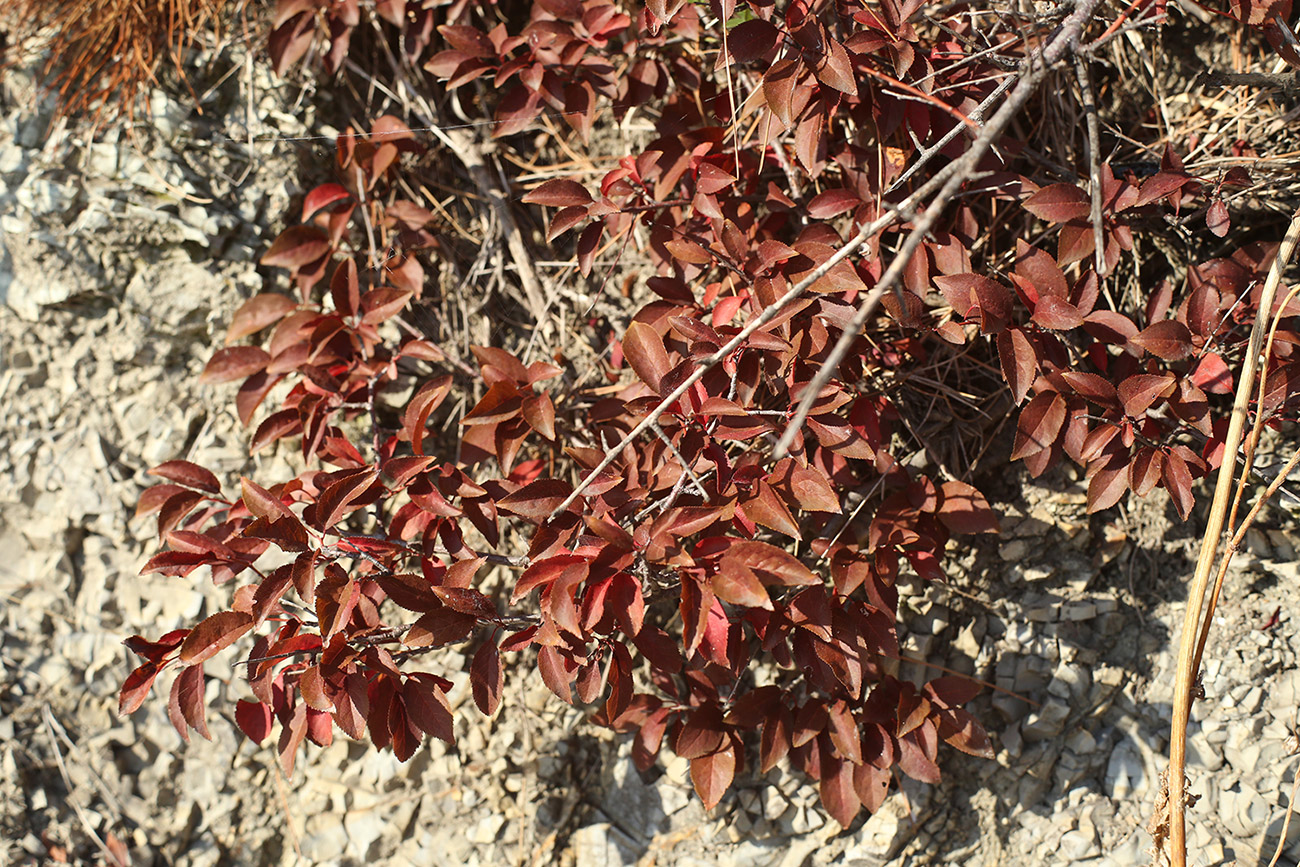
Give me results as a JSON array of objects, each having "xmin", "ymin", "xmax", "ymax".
[{"xmin": 1165, "ymin": 207, "xmax": 1300, "ymax": 867}]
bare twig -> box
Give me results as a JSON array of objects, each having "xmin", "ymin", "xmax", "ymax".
[
  {"xmin": 1074, "ymin": 53, "xmax": 1107, "ymax": 277},
  {"xmin": 772, "ymin": 0, "xmax": 1105, "ymax": 459}
]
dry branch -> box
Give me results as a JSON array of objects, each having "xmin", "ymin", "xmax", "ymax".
[{"xmin": 771, "ymin": 0, "xmax": 1105, "ymax": 459}]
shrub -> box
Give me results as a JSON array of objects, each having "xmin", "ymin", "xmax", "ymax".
[{"xmin": 116, "ymin": 0, "xmax": 1300, "ymax": 834}]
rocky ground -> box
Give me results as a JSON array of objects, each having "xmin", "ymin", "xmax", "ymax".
[{"xmin": 2, "ymin": 38, "xmax": 1300, "ymax": 867}]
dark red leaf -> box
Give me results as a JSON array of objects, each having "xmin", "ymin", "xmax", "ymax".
[
  {"xmin": 1032, "ymin": 295, "xmax": 1085, "ymax": 331},
  {"xmin": 1061, "ymin": 371, "xmax": 1118, "ymax": 406},
  {"xmin": 998, "ymin": 328, "xmax": 1036, "ymax": 405},
  {"xmin": 149, "ymin": 460, "xmax": 222, "ymax": 494},
  {"xmin": 1131, "ymin": 320, "xmax": 1193, "ymax": 360},
  {"xmin": 1118, "ymin": 373, "xmax": 1175, "ymax": 417},
  {"xmin": 302, "ymin": 183, "xmax": 351, "ymax": 221},
  {"xmin": 690, "ymin": 744, "xmax": 736, "ymax": 809},
  {"xmin": 1163, "ymin": 448, "xmax": 1195, "ymax": 520},
  {"xmin": 1191, "ymin": 353, "xmax": 1233, "ymax": 394},
  {"xmin": 119, "ymin": 662, "xmax": 162, "ymax": 715},
  {"xmin": 498, "ymin": 478, "xmax": 574, "ymax": 519},
  {"xmin": 1206, "ymin": 199, "xmax": 1230, "ymax": 237},
  {"xmin": 727, "ymin": 19, "xmax": 780, "ymax": 63},
  {"xmin": 179, "ymin": 611, "xmax": 254, "ymax": 665},
  {"xmin": 235, "ymin": 699, "xmax": 274, "ymax": 744},
  {"xmin": 1011, "ymin": 392, "xmax": 1066, "ymax": 460},
  {"xmin": 819, "ymin": 755, "xmax": 861, "ymax": 827},
  {"xmin": 1023, "ymin": 183, "xmax": 1091, "ymax": 223},
  {"xmin": 226, "ymin": 294, "xmax": 297, "ymax": 344},
  {"xmin": 522, "ymin": 178, "xmax": 593, "ymax": 208},
  {"xmin": 622, "ymin": 321, "xmax": 672, "ymax": 392},
  {"xmin": 937, "ymin": 481, "xmax": 1000, "ymax": 534},
  {"xmin": 471, "ymin": 641, "xmax": 503, "ymax": 716},
  {"xmin": 260, "ymin": 226, "xmax": 331, "ymax": 270},
  {"xmin": 1087, "ymin": 464, "xmax": 1129, "ymax": 513},
  {"xmin": 200, "ymin": 346, "xmax": 271, "ymax": 385}
]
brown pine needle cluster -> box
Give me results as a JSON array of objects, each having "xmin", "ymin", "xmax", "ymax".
[{"xmin": 4, "ymin": 0, "xmax": 233, "ymax": 127}]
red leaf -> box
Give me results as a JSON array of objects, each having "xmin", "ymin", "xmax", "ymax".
[
  {"xmin": 537, "ymin": 645, "xmax": 574, "ymax": 703},
  {"xmin": 226, "ymin": 294, "xmax": 297, "ymax": 344},
  {"xmin": 200, "ymin": 346, "xmax": 271, "ymax": 384},
  {"xmin": 547, "ymin": 205, "xmax": 589, "ymax": 241},
  {"xmin": 938, "ymin": 481, "xmax": 1000, "ymax": 534},
  {"xmin": 814, "ymin": 38, "xmax": 856, "ymax": 95},
  {"xmin": 1023, "ymin": 183, "xmax": 1091, "ymax": 223},
  {"xmin": 763, "ymin": 58, "xmax": 800, "ymax": 127},
  {"xmin": 622, "ymin": 321, "xmax": 672, "ymax": 392},
  {"xmin": 1129, "ymin": 446, "xmax": 1164, "ymax": 496},
  {"xmin": 240, "ymin": 477, "xmax": 293, "ymax": 521},
  {"xmin": 260, "ymin": 226, "xmax": 331, "ymax": 270},
  {"xmin": 498, "ymin": 478, "xmax": 574, "ymax": 519},
  {"xmin": 471, "ymin": 641, "xmax": 503, "ymax": 716},
  {"xmin": 360, "ymin": 287, "xmax": 414, "ymax": 325},
  {"xmin": 664, "ymin": 236, "xmax": 713, "ymax": 265},
  {"xmin": 1135, "ymin": 171, "xmax": 1192, "ymax": 207},
  {"xmin": 998, "ymin": 328, "xmax": 1036, "ymax": 405},
  {"xmin": 521, "ymin": 393, "xmax": 556, "ymax": 440},
  {"xmin": 1031, "ymin": 295, "xmax": 1084, "ymax": 331},
  {"xmin": 235, "ymin": 699, "xmax": 274, "ymax": 744},
  {"xmin": 1083, "ymin": 310, "xmax": 1139, "ymax": 345},
  {"xmin": 806, "ymin": 189, "xmax": 860, "ymax": 219},
  {"xmin": 727, "ymin": 19, "xmax": 780, "ymax": 62},
  {"xmin": 403, "ymin": 677, "xmax": 454, "ymax": 744},
  {"xmin": 432, "ymin": 587, "xmax": 499, "ymax": 621},
  {"xmin": 937, "ymin": 707, "xmax": 994, "ymax": 758},
  {"xmin": 853, "ymin": 762, "xmax": 891, "ymax": 813},
  {"xmin": 403, "ymin": 374, "xmax": 454, "ymax": 455},
  {"xmin": 1118, "ymin": 373, "xmax": 1175, "ymax": 417},
  {"xmin": 1087, "ymin": 463, "xmax": 1129, "ymax": 513},
  {"xmin": 690, "ymin": 744, "xmax": 736, "ymax": 810},
  {"xmin": 1163, "ymin": 448, "xmax": 1195, "ymax": 520},
  {"xmin": 819, "ymin": 755, "xmax": 861, "ymax": 827},
  {"xmin": 577, "ymin": 222, "xmax": 602, "ymax": 277},
  {"xmin": 1206, "ymin": 199, "xmax": 1230, "ymax": 237},
  {"xmin": 170, "ymin": 663, "xmax": 210, "ymax": 742},
  {"xmin": 522, "ymin": 178, "xmax": 593, "ymax": 208},
  {"xmin": 676, "ymin": 705, "xmax": 727, "ymax": 758},
  {"xmin": 725, "ymin": 539, "xmax": 819, "ymax": 586},
  {"xmin": 1191, "ymin": 353, "xmax": 1233, "ymax": 394},
  {"xmin": 712, "ymin": 560, "xmax": 771, "ymax": 610},
  {"xmin": 896, "ymin": 729, "xmax": 941, "ymax": 784},
  {"xmin": 1131, "ymin": 320, "xmax": 1193, "ymax": 360},
  {"xmin": 1061, "ymin": 371, "xmax": 1118, "ymax": 407},
  {"xmin": 179, "ymin": 611, "xmax": 254, "ymax": 665},
  {"xmin": 302, "ymin": 183, "xmax": 351, "ymax": 221},
  {"xmin": 760, "ymin": 707, "xmax": 793, "ymax": 772},
  {"xmin": 1011, "ymin": 392, "xmax": 1066, "ymax": 460},
  {"xmin": 314, "ymin": 467, "xmax": 380, "ymax": 530},
  {"xmin": 924, "ymin": 676, "xmax": 983, "ymax": 708},
  {"xmin": 149, "ymin": 460, "xmax": 222, "ymax": 494},
  {"xmin": 405, "ymin": 608, "xmax": 477, "ymax": 648},
  {"xmin": 119, "ymin": 662, "xmax": 162, "ymax": 715}
]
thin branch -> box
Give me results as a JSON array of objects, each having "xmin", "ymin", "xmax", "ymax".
[{"xmin": 772, "ymin": 0, "xmax": 1105, "ymax": 459}]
